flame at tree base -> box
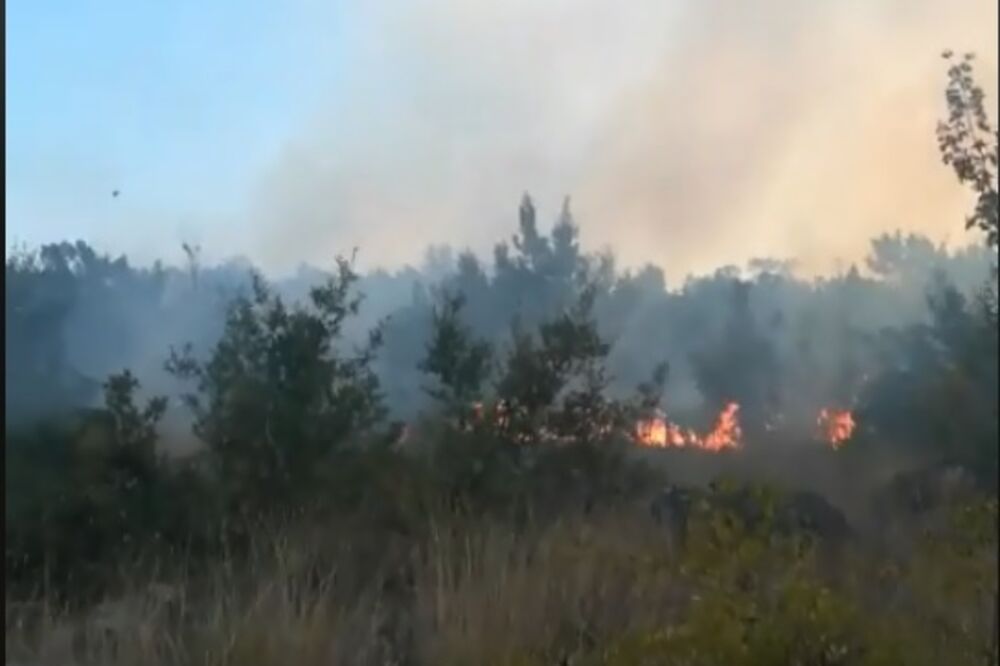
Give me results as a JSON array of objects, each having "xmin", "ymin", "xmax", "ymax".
[
  {"xmin": 636, "ymin": 403, "xmax": 858, "ymax": 452},
  {"xmin": 817, "ymin": 408, "xmax": 856, "ymax": 449},
  {"xmin": 636, "ymin": 402, "xmax": 742, "ymax": 451}
]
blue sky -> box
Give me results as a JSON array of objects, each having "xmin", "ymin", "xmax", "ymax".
[{"xmin": 6, "ymin": 0, "xmax": 348, "ymax": 261}]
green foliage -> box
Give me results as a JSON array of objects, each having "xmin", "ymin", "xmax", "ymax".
[
  {"xmin": 415, "ymin": 280, "xmax": 668, "ymax": 519},
  {"xmin": 593, "ymin": 582, "xmax": 888, "ymax": 666},
  {"xmin": 102, "ymin": 370, "xmax": 168, "ymax": 455},
  {"xmin": 862, "ymin": 53, "xmax": 999, "ymax": 473},
  {"xmin": 493, "ymin": 286, "xmax": 618, "ymax": 443},
  {"xmin": 167, "ymin": 259, "xmax": 386, "ymax": 511},
  {"xmin": 419, "ymin": 291, "xmax": 493, "ymax": 416},
  {"xmin": 937, "ymin": 52, "xmax": 999, "ymax": 248},
  {"xmin": 902, "ymin": 497, "xmax": 999, "ymax": 666},
  {"xmin": 5, "ymin": 371, "xmax": 197, "ymax": 600},
  {"xmin": 860, "ymin": 275, "xmax": 998, "ymax": 488}
]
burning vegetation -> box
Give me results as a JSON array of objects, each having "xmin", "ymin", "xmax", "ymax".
[
  {"xmin": 3, "ymin": 51, "xmax": 997, "ymax": 666},
  {"xmin": 635, "ymin": 403, "xmax": 858, "ymax": 451},
  {"xmin": 635, "ymin": 402, "xmax": 743, "ymax": 451},
  {"xmin": 817, "ymin": 408, "xmax": 857, "ymax": 449}
]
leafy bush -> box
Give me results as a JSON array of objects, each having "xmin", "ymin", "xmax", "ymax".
[
  {"xmin": 5, "ymin": 371, "xmax": 205, "ymax": 600},
  {"xmin": 166, "ymin": 259, "xmax": 386, "ymax": 512},
  {"xmin": 416, "ymin": 285, "xmax": 666, "ymax": 518}
]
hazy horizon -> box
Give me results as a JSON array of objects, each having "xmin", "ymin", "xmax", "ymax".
[{"xmin": 6, "ymin": 0, "xmax": 998, "ymax": 283}]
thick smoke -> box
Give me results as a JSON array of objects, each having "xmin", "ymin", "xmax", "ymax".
[
  {"xmin": 243, "ymin": 0, "xmax": 997, "ymax": 282},
  {"xmin": 6, "ymin": 217, "xmax": 994, "ymax": 431},
  {"xmin": 6, "ymin": 196, "xmax": 998, "ymax": 530}
]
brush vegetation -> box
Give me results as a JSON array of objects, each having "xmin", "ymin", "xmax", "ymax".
[{"xmin": 5, "ymin": 53, "xmax": 998, "ymax": 666}]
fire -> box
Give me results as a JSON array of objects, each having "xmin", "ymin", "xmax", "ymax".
[
  {"xmin": 817, "ymin": 408, "xmax": 855, "ymax": 448},
  {"xmin": 703, "ymin": 402, "xmax": 742, "ymax": 451},
  {"xmin": 637, "ymin": 404, "xmax": 856, "ymax": 451},
  {"xmin": 635, "ymin": 402, "xmax": 742, "ymax": 451},
  {"xmin": 635, "ymin": 418, "xmax": 668, "ymax": 446},
  {"xmin": 467, "ymin": 400, "xmax": 510, "ymax": 430}
]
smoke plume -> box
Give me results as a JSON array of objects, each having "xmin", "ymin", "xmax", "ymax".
[{"xmin": 244, "ymin": 0, "xmax": 997, "ymax": 282}]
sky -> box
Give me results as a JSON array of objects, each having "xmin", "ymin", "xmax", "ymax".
[
  {"xmin": 6, "ymin": 1, "xmax": 348, "ymax": 263},
  {"xmin": 6, "ymin": 0, "xmax": 998, "ymax": 282}
]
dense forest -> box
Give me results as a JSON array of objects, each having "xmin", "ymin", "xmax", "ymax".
[{"xmin": 5, "ymin": 54, "xmax": 999, "ymax": 665}]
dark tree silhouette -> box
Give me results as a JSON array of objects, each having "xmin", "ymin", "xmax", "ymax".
[
  {"xmin": 167, "ymin": 259, "xmax": 385, "ymax": 510},
  {"xmin": 937, "ymin": 52, "xmax": 998, "ymax": 248}
]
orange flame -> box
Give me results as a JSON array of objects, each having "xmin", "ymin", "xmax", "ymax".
[
  {"xmin": 636, "ymin": 402, "xmax": 742, "ymax": 452},
  {"xmin": 635, "ymin": 418, "xmax": 668, "ymax": 446},
  {"xmin": 703, "ymin": 402, "xmax": 742, "ymax": 451},
  {"xmin": 817, "ymin": 408, "xmax": 855, "ymax": 449}
]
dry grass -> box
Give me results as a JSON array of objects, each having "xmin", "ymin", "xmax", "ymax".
[
  {"xmin": 5, "ymin": 502, "xmax": 996, "ymax": 666},
  {"xmin": 4, "ymin": 509, "xmax": 680, "ymax": 666},
  {"xmin": 412, "ymin": 509, "xmax": 679, "ymax": 664}
]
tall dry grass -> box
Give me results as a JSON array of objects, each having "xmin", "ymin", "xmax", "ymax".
[
  {"xmin": 6, "ymin": 499, "xmax": 996, "ymax": 666},
  {"xmin": 4, "ymin": 508, "xmax": 679, "ymax": 666}
]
